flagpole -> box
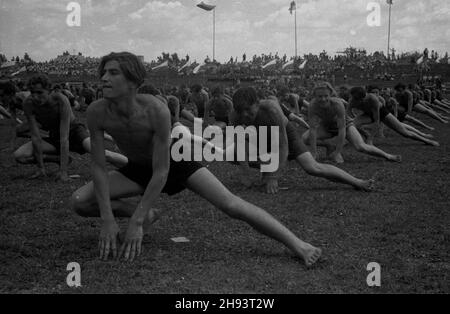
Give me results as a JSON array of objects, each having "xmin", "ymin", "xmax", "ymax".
[
  {"xmin": 213, "ymin": 8, "xmax": 215, "ymax": 62},
  {"xmin": 295, "ymin": 4, "xmax": 298, "ymax": 60},
  {"xmin": 387, "ymin": 3, "xmax": 391, "ymax": 59}
]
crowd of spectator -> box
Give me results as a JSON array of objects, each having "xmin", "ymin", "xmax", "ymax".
[{"xmin": 1, "ymin": 48, "xmax": 449, "ymax": 83}]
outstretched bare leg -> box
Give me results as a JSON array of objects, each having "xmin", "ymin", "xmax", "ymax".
[
  {"xmin": 404, "ymin": 115, "xmax": 434, "ymax": 131},
  {"xmin": 382, "ymin": 114, "xmax": 439, "ymax": 146},
  {"xmin": 184, "ymin": 168, "xmax": 322, "ymax": 266},
  {"xmin": 346, "ymin": 126, "xmax": 401, "ymax": 162},
  {"xmin": 296, "ymin": 152, "xmax": 375, "ymax": 192}
]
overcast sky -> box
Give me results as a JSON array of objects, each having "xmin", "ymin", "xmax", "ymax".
[{"xmin": 1, "ymin": 0, "xmax": 449, "ymax": 62}]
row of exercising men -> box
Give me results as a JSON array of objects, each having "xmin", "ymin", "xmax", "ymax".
[{"xmin": 1, "ymin": 55, "xmax": 447, "ymax": 263}]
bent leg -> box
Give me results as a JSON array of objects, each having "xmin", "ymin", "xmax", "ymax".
[
  {"xmin": 346, "ymin": 126, "xmax": 401, "ymax": 162},
  {"xmin": 71, "ymin": 170, "xmax": 144, "ymax": 217},
  {"xmin": 13, "ymin": 140, "xmax": 59, "ymax": 164},
  {"xmin": 296, "ymin": 152, "xmax": 374, "ymax": 191},
  {"xmin": 414, "ymin": 104, "xmax": 448, "ymax": 123},
  {"xmin": 402, "ymin": 123, "xmax": 434, "ymax": 139},
  {"xmin": 184, "ymin": 168, "xmax": 322, "ymax": 266},
  {"xmin": 82, "ymin": 138, "xmax": 128, "ymax": 168},
  {"xmin": 404, "ymin": 115, "xmax": 434, "ymax": 131}
]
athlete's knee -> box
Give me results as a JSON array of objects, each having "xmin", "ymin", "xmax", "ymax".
[
  {"xmin": 354, "ymin": 143, "xmax": 367, "ymax": 153},
  {"xmin": 303, "ymin": 160, "xmax": 324, "ymax": 176},
  {"xmin": 71, "ymin": 190, "xmax": 93, "ymax": 217},
  {"xmin": 13, "ymin": 150, "xmax": 24, "ymax": 162},
  {"xmin": 14, "ymin": 149, "xmax": 34, "ymax": 164}
]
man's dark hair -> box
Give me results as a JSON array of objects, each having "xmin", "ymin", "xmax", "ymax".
[
  {"xmin": 191, "ymin": 84, "xmax": 202, "ymax": 93},
  {"xmin": 366, "ymin": 85, "xmax": 380, "ymax": 93},
  {"xmin": 138, "ymin": 84, "xmax": 161, "ymax": 96},
  {"xmin": 276, "ymin": 85, "xmax": 289, "ymax": 97},
  {"xmin": 98, "ymin": 52, "xmax": 146, "ymax": 88},
  {"xmin": 28, "ymin": 74, "xmax": 52, "ymax": 90},
  {"xmin": 338, "ymin": 85, "xmax": 350, "ymax": 101},
  {"xmin": 0, "ymin": 81, "xmax": 17, "ymax": 96},
  {"xmin": 350, "ymin": 86, "xmax": 367, "ymax": 100},
  {"xmin": 212, "ymin": 85, "xmax": 224, "ymax": 97},
  {"xmin": 232, "ymin": 87, "xmax": 258, "ymax": 113},
  {"xmin": 394, "ymin": 83, "xmax": 406, "ymax": 92}
]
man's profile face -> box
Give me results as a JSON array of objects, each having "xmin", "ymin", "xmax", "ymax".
[
  {"xmin": 30, "ymin": 84, "xmax": 49, "ymax": 105},
  {"xmin": 237, "ymin": 103, "xmax": 259, "ymax": 126},
  {"xmin": 101, "ymin": 60, "xmax": 133, "ymax": 99},
  {"xmin": 314, "ymin": 88, "xmax": 330, "ymax": 105}
]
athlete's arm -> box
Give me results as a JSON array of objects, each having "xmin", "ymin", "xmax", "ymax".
[
  {"xmin": 308, "ymin": 106, "xmax": 320, "ymax": 159},
  {"xmin": 203, "ymin": 99, "xmax": 212, "ymax": 124},
  {"xmin": 407, "ymin": 91, "xmax": 414, "ymax": 114},
  {"xmin": 371, "ymin": 97, "xmax": 382, "ymax": 135},
  {"xmin": 260, "ymin": 104, "xmax": 289, "ymax": 194},
  {"xmin": 57, "ymin": 93, "xmax": 71, "ymax": 181},
  {"xmin": 4, "ymin": 102, "xmax": 18, "ymax": 151},
  {"xmin": 121, "ymin": 103, "xmax": 171, "ymax": 261},
  {"xmin": 334, "ymin": 103, "xmax": 346, "ymax": 155},
  {"xmin": 392, "ymin": 98, "xmax": 398, "ymax": 118},
  {"xmin": 133, "ymin": 106, "xmax": 171, "ymax": 224},
  {"xmin": 280, "ymin": 103, "xmax": 309, "ymax": 128},
  {"xmin": 180, "ymin": 108, "xmax": 197, "ymax": 123},
  {"xmin": 202, "ymin": 92, "xmax": 210, "ymax": 120},
  {"xmin": 87, "ymin": 102, "xmax": 118, "ymax": 260},
  {"xmin": 24, "ymin": 100, "xmax": 45, "ymax": 174}
]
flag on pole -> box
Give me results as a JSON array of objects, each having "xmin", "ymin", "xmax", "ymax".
[
  {"xmin": 262, "ymin": 59, "xmax": 277, "ymax": 69},
  {"xmin": 152, "ymin": 60, "xmax": 169, "ymax": 71},
  {"xmin": 197, "ymin": 1, "xmax": 216, "ymax": 11},
  {"xmin": 282, "ymin": 59, "xmax": 294, "ymax": 70},
  {"xmin": 193, "ymin": 62, "xmax": 205, "ymax": 74},
  {"xmin": 11, "ymin": 66, "xmax": 27, "ymax": 76},
  {"xmin": 298, "ymin": 59, "xmax": 307, "ymax": 69},
  {"xmin": 289, "ymin": 1, "xmax": 296, "ymax": 14},
  {"xmin": 386, "ymin": 0, "xmax": 393, "ymax": 5},
  {"xmin": 0, "ymin": 61, "xmax": 16, "ymax": 68},
  {"xmin": 152, "ymin": 60, "xmax": 168, "ymax": 70},
  {"xmin": 416, "ymin": 56, "xmax": 424, "ymax": 65},
  {"xmin": 178, "ymin": 60, "xmax": 192, "ymax": 73}
]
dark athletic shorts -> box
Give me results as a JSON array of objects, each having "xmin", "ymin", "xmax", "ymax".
[
  {"xmin": 324, "ymin": 115, "xmax": 355, "ymax": 137},
  {"xmin": 45, "ymin": 122, "xmax": 89, "ymax": 155},
  {"xmin": 369, "ymin": 106, "xmax": 391, "ymax": 123},
  {"xmin": 118, "ymin": 159, "xmax": 204, "ymax": 196},
  {"xmin": 397, "ymin": 110, "xmax": 407, "ymax": 122}
]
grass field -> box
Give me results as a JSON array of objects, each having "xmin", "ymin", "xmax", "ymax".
[{"xmin": 0, "ymin": 109, "xmax": 449, "ymax": 294}]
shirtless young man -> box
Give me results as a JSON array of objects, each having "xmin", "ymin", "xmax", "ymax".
[
  {"xmin": 231, "ymin": 87, "xmax": 374, "ymax": 195},
  {"xmin": 13, "ymin": 75, "xmax": 127, "ymax": 181},
  {"xmin": 0, "ymin": 81, "xmax": 25, "ymax": 151},
  {"xmin": 348, "ymin": 87, "xmax": 439, "ymax": 147},
  {"xmin": 204, "ymin": 85, "xmax": 233, "ymax": 129},
  {"xmin": 71, "ymin": 52, "xmax": 321, "ymax": 266},
  {"xmin": 188, "ymin": 84, "xmax": 209, "ymax": 119},
  {"xmin": 302, "ymin": 83, "xmax": 401, "ymax": 164}
]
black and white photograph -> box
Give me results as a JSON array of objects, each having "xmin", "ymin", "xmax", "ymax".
[{"xmin": 0, "ymin": 0, "xmax": 449, "ymax": 299}]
